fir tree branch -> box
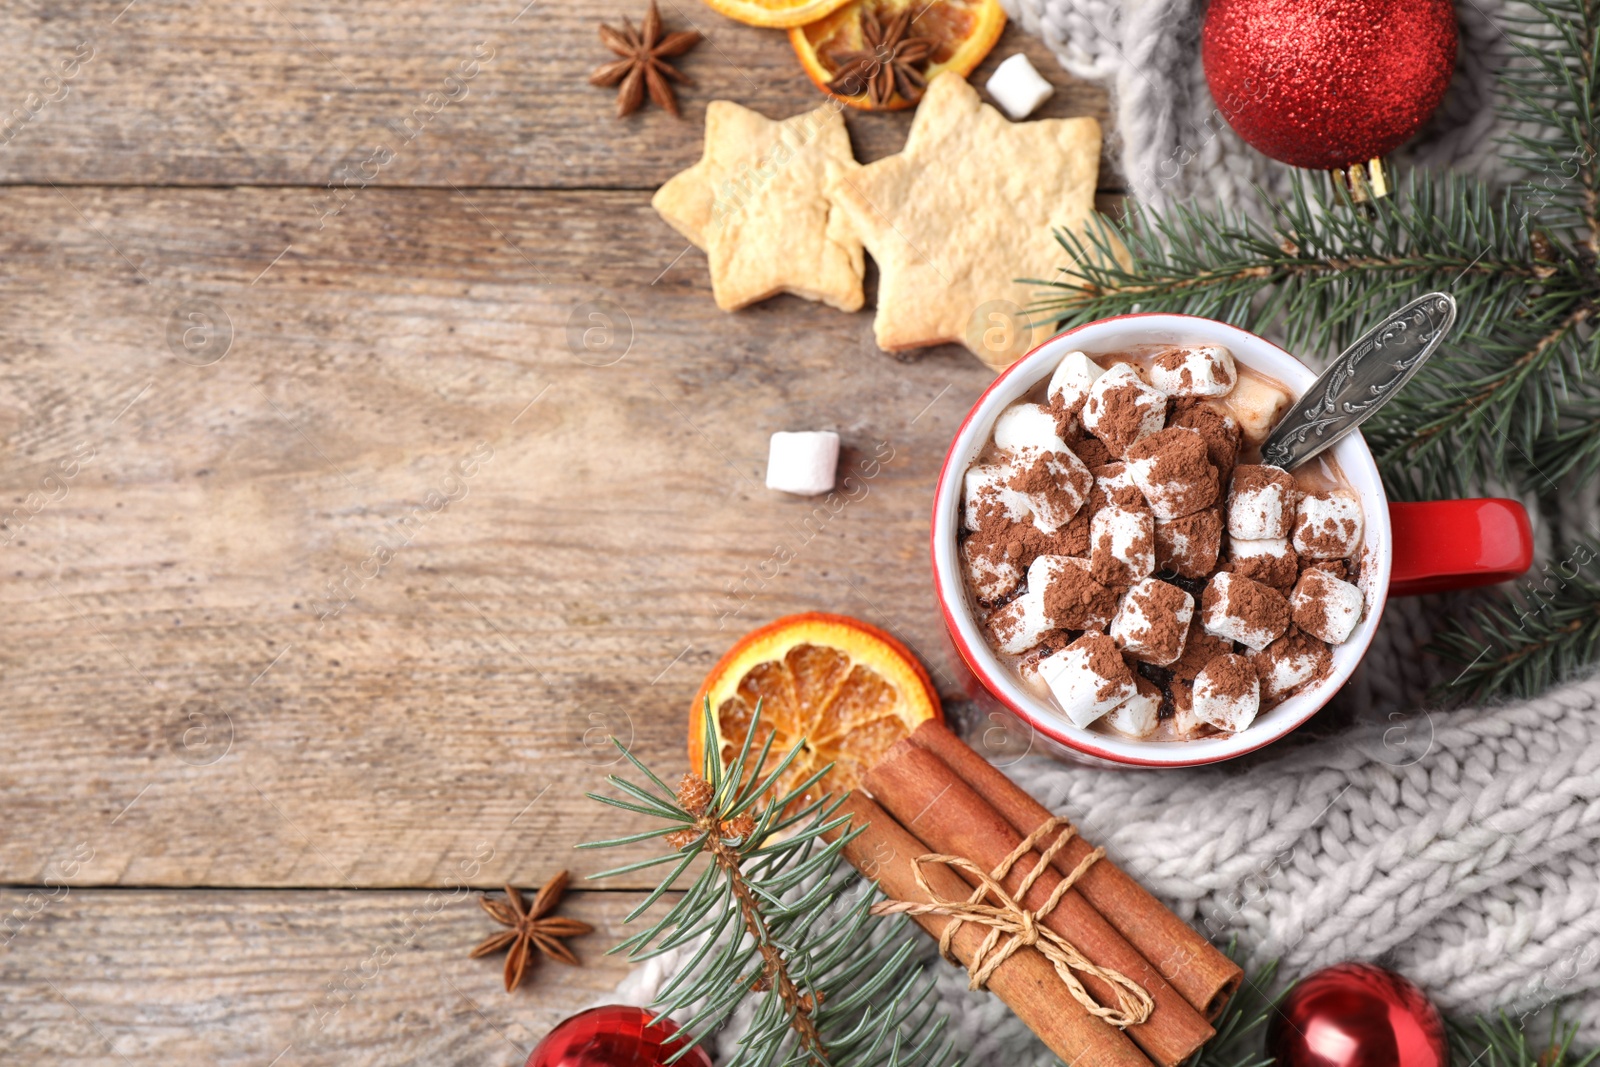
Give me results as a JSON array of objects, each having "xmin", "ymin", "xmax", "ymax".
[
  {"xmin": 1430, "ymin": 538, "xmax": 1600, "ymax": 701},
  {"xmin": 583, "ymin": 701, "xmax": 961, "ymax": 1067}
]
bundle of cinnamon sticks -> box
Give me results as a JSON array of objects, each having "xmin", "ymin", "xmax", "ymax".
[{"xmin": 835, "ymin": 721, "xmax": 1242, "ymax": 1067}]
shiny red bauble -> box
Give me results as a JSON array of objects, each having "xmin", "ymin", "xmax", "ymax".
[
  {"xmin": 1201, "ymin": 0, "xmax": 1457, "ymax": 170},
  {"xmin": 1267, "ymin": 963, "xmax": 1448, "ymax": 1067},
  {"xmin": 527, "ymin": 1005, "xmax": 713, "ymax": 1067}
]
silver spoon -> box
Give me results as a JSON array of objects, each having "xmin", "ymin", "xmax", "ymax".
[{"xmin": 1259, "ymin": 291, "xmax": 1457, "ymax": 471}]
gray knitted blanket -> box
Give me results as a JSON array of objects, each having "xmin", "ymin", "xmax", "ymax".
[{"xmin": 604, "ymin": 2, "xmax": 1600, "ymax": 1057}]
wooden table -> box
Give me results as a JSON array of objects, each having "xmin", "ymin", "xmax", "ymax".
[{"xmin": 0, "ymin": 4, "xmax": 1113, "ymax": 1063}]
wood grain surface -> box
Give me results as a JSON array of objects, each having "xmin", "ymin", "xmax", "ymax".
[
  {"xmin": 0, "ymin": 887, "xmax": 667, "ymax": 1066},
  {"xmin": 0, "ymin": 2, "xmax": 1118, "ymax": 1060},
  {"xmin": 0, "ymin": 1, "xmax": 1113, "ymax": 189}
]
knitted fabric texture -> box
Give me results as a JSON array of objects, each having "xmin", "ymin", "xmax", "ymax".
[{"xmin": 609, "ymin": 675, "xmax": 1600, "ymax": 1061}]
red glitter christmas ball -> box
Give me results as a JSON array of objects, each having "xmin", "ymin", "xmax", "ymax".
[
  {"xmin": 527, "ymin": 1005, "xmax": 713, "ymax": 1067},
  {"xmin": 1267, "ymin": 963, "xmax": 1448, "ymax": 1067},
  {"xmin": 1201, "ymin": 0, "xmax": 1458, "ymax": 170}
]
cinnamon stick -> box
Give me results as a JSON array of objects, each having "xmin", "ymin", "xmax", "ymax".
[
  {"xmin": 830, "ymin": 791, "xmax": 1153, "ymax": 1067},
  {"xmin": 865, "ymin": 741, "xmax": 1214, "ymax": 1067},
  {"xmin": 911, "ymin": 720, "xmax": 1244, "ymax": 1020}
]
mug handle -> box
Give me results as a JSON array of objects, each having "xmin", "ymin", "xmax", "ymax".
[{"xmin": 1388, "ymin": 499, "xmax": 1533, "ymax": 596}]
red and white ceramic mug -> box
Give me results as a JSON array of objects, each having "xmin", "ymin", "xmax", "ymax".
[{"xmin": 930, "ymin": 314, "xmax": 1534, "ymax": 768}]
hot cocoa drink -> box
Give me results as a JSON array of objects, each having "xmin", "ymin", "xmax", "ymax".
[{"xmin": 961, "ymin": 344, "xmax": 1366, "ymax": 741}]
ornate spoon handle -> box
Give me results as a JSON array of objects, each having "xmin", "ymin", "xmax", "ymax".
[{"xmin": 1260, "ymin": 291, "xmax": 1457, "ymax": 471}]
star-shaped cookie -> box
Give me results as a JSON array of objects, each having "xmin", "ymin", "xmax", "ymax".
[
  {"xmin": 653, "ymin": 101, "xmax": 865, "ymax": 312},
  {"xmin": 825, "ymin": 72, "xmax": 1103, "ymax": 367}
]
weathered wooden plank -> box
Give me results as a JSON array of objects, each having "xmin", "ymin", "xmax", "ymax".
[
  {"xmin": 0, "ymin": 184, "xmax": 1031, "ymax": 889},
  {"xmin": 0, "ymin": 2, "xmax": 1114, "ymax": 190},
  {"xmin": 0, "ymin": 887, "xmax": 660, "ymax": 1066}
]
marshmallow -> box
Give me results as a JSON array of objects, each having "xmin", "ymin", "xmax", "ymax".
[
  {"xmin": 1293, "ymin": 489, "xmax": 1364, "ymax": 560},
  {"xmin": 1008, "ymin": 447, "xmax": 1093, "ymax": 534},
  {"xmin": 986, "ymin": 587, "xmax": 1055, "ymax": 654},
  {"xmin": 1047, "ymin": 350, "xmax": 1105, "ymax": 412},
  {"xmin": 962, "ymin": 540, "xmax": 1022, "ymax": 603},
  {"xmin": 1250, "ymin": 630, "xmax": 1332, "ymax": 704},
  {"xmin": 1201, "ymin": 571, "xmax": 1290, "ymax": 650},
  {"xmin": 1291, "ymin": 568, "xmax": 1364, "ymax": 645},
  {"xmin": 1031, "ymin": 554, "xmax": 1118, "ymax": 631},
  {"xmin": 1227, "ymin": 465, "xmax": 1297, "ymax": 540},
  {"xmin": 1110, "ymin": 577, "xmax": 1195, "ymax": 666},
  {"xmin": 994, "ymin": 401, "xmax": 1073, "ymax": 456},
  {"xmin": 1169, "ymin": 399, "xmax": 1241, "ymax": 484},
  {"xmin": 963, "ymin": 463, "xmax": 1029, "ymax": 531},
  {"xmin": 1124, "ymin": 426, "xmax": 1219, "ymax": 519},
  {"xmin": 1147, "ymin": 344, "xmax": 1237, "ymax": 397},
  {"xmin": 1090, "ymin": 505, "xmax": 1155, "ymax": 586},
  {"xmin": 1170, "ymin": 682, "xmax": 1210, "ymax": 738},
  {"xmin": 1104, "ymin": 677, "xmax": 1162, "ymax": 738},
  {"xmin": 1192, "ymin": 653, "xmax": 1261, "ymax": 733},
  {"xmin": 1082, "ymin": 363, "xmax": 1167, "ymax": 456},
  {"xmin": 985, "ymin": 52, "xmax": 1055, "ymax": 120},
  {"xmin": 1090, "ymin": 462, "xmax": 1144, "ymax": 511},
  {"xmin": 1227, "ymin": 537, "xmax": 1299, "ymax": 590},
  {"xmin": 1155, "ymin": 509, "xmax": 1223, "ymax": 579},
  {"xmin": 765, "ymin": 430, "xmax": 839, "ymax": 496},
  {"xmin": 1225, "ymin": 374, "xmax": 1291, "ymax": 447},
  {"xmin": 1036, "ymin": 632, "xmax": 1137, "ymax": 728}
]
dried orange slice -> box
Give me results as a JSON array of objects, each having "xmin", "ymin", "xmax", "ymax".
[
  {"xmin": 701, "ymin": 0, "xmax": 856, "ymax": 29},
  {"xmin": 689, "ymin": 612, "xmax": 941, "ymax": 802},
  {"xmin": 789, "ymin": 0, "xmax": 1007, "ymax": 111}
]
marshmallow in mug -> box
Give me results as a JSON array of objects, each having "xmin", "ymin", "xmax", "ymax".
[{"xmin": 1147, "ymin": 344, "xmax": 1237, "ymax": 397}]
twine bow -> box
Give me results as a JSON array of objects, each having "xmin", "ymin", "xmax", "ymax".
[{"xmin": 870, "ymin": 816, "xmax": 1154, "ymax": 1028}]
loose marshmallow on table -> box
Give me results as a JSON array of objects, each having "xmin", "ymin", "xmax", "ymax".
[
  {"xmin": 1250, "ymin": 630, "xmax": 1332, "ymax": 704},
  {"xmin": 986, "ymin": 587, "xmax": 1055, "ymax": 655},
  {"xmin": 1227, "ymin": 536, "xmax": 1299, "ymax": 590},
  {"xmin": 1155, "ymin": 509, "xmax": 1223, "ymax": 578},
  {"xmin": 1201, "ymin": 571, "xmax": 1290, "ymax": 650},
  {"xmin": 985, "ymin": 53, "xmax": 1055, "ymax": 120},
  {"xmin": 765, "ymin": 431, "xmax": 839, "ymax": 496},
  {"xmin": 962, "ymin": 540, "xmax": 1022, "ymax": 603},
  {"xmin": 963, "ymin": 463, "xmax": 1030, "ymax": 531},
  {"xmin": 1090, "ymin": 504, "xmax": 1156, "ymax": 586},
  {"xmin": 1036, "ymin": 632, "xmax": 1138, "ymax": 729},
  {"xmin": 1047, "ymin": 350, "xmax": 1105, "ymax": 412},
  {"xmin": 1293, "ymin": 489, "xmax": 1364, "ymax": 560},
  {"xmin": 1109, "ymin": 577, "xmax": 1195, "ymax": 666},
  {"xmin": 1123, "ymin": 426, "xmax": 1219, "ymax": 519},
  {"xmin": 1226, "ymin": 374, "xmax": 1291, "ymax": 447},
  {"xmin": 1227, "ymin": 464, "xmax": 1297, "ymax": 540},
  {"xmin": 1031, "ymin": 554, "xmax": 1118, "ymax": 631},
  {"xmin": 1192, "ymin": 653, "xmax": 1261, "ymax": 733},
  {"xmin": 1291, "ymin": 568, "xmax": 1364, "ymax": 645},
  {"xmin": 1104, "ymin": 677, "xmax": 1162, "ymax": 738},
  {"xmin": 1147, "ymin": 344, "xmax": 1237, "ymax": 398},
  {"xmin": 1082, "ymin": 363, "xmax": 1167, "ymax": 456}
]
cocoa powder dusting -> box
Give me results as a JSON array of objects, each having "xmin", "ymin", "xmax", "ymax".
[
  {"xmin": 1125, "ymin": 426, "xmax": 1219, "ymax": 517},
  {"xmin": 1075, "ymin": 632, "xmax": 1135, "ymax": 701},
  {"xmin": 1203, "ymin": 653, "xmax": 1258, "ymax": 701},
  {"xmin": 1224, "ymin": 573, "xmax": 1292, "ymax": 636},
  {"xmin": 1226, "ymin": 542, "xmax": 1300, "ymax": 590},
  {"xmin": 1072, "ymin": 434, "xmax": 1113, "ymax": 469},
  {"xmin": 1170, "ymin": 398, "xmax": 1241, "ymax": 482},
  {"xmin": 1043, "ymin": 561, "xmax": 1118, "ymax": 630},
  {"xmin": 1124, "ymin": 580, "xmax": 1190, "ymax": 664},
  {"xmin": 1088, "ymin": 381, "xmax": 1158, "ymax": 456},
  {"xmin": 1090, "ymin": 462, "xmax": 1144, "ymax": 510},
  {"xmin": 1171, "ymin": 619, "xmax": 1233, "ymax": 681},
  {"xmin": 1156, "ymin": 509, "xmax": 1222, "ymax": 577}
]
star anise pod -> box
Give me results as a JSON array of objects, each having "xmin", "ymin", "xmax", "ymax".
[
  {"xmin": 825, "ymin": 9, "xmax": 937, "ymax": 108},
  {"xmin": 589, "ymin": 0, "xmax": 703, "ymax": 118},
  {"xmin": 469, "ymin": 871, "xmax": 594, "ymax": 992}
]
